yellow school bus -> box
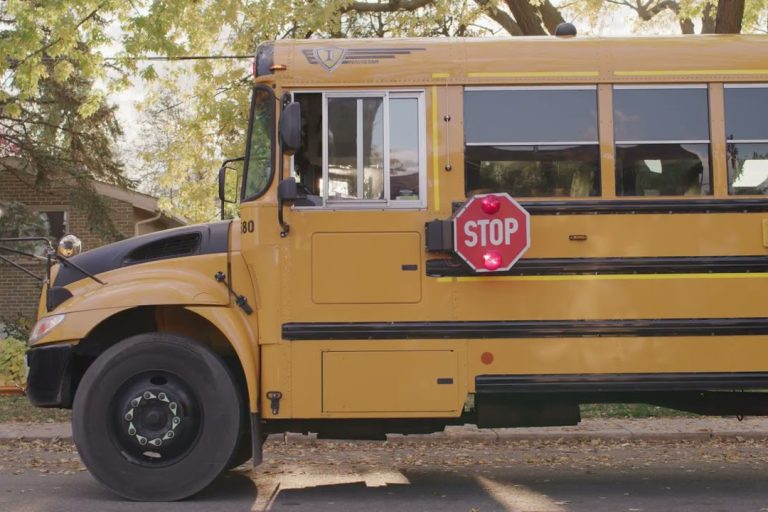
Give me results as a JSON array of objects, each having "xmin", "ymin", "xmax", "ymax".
[{"xmin": 21, "ymin": 31, "xmax": 768, "ymax": 500}]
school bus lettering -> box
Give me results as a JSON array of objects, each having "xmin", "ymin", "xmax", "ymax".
[
  {"xmin": 14, "ymin": 33, "xmax": 768, "ymax": 501},
  {"xmin": 462, "ymin": 218, "xmax": 519, "ymax": 247}
]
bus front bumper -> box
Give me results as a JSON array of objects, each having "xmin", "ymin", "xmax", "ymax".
[{"xmin": 25, "ymin": 343, "xmax": 74, "ymax": 408}]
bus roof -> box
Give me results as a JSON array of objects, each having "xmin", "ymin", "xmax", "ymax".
[{"xmin": 264, "ymin": 35, "xmax": 768, "ymax": 87}]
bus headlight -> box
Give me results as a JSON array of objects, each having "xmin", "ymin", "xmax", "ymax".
[
  {"xmin": 57, "ymin": 235, "xmax": 82, "ymax": 258},
  {"xmin": 29, "ymin": 314, "xmax": 66, "ymax": 344}
]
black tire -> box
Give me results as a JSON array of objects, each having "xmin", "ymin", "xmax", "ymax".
[
  {"xmin": 226, "ymin": 432, "xmax": 252, "ymax": 470},
  {"xmin": 72, "ymin": 332, "xmax": 243, "ymax": 501}
]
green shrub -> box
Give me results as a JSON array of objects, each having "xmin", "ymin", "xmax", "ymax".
[
  {"xmin": 0, "ymin": 337, "xmax": 27, "ymax": 389},
  {"xmin": 1, "ymin": 314, "xmax": 33, "ymax": 340}
]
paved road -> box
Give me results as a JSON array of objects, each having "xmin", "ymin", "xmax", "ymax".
[{"xmin": 3, "ymin": 436, "xmax": 768, "ymax": 511}]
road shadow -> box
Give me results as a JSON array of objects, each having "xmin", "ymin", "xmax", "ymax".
[
  {"xmin": 264, "ymin": 464, "xmax": 768, "ymax": 512},
  {"xmin": 12, "ymin": 470, "xmax": 260, "ymax": 512}
]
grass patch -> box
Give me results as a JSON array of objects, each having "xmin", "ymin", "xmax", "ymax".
[
  {"xmin": 0, "ymin": 396, "xmax": 71, "ymax": 423},
  {"xmin": 581, "ymin": 403, "xmax": 695, "ymax": 418}
]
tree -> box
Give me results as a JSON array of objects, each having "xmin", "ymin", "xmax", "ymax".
[
  {"xmin": 3, "ymin": 1, "xmax": 767, "ymax": 225},
  {"xmin": 1, "ymin": 0, "xmax": 130, "ymax": 240},
  {"xmin": 124, "ymin": 0, "xmax": 765, "ymax": 221},
  {"xmin": 135, "ymin": 91, "xmax": 223, "ymax": 223}
]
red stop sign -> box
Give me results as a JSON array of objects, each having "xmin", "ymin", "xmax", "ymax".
[{"xmin": 453, "ymin": 193, "xmax": 531, "ymax": 272}]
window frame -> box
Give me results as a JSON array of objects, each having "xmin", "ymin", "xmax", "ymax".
[
  {"xmin": 241, "ymin": 84, "xmax": 277, "ymax": 203},
  {"xmin": 612, "ymin": 84, "xmax": 713, "ymax": 198},
  {"xmin": 463, "ymin": 85, "xmax": 601, "ymax": 199},
  {"xmin": 292, "ymin": 89, "xmax": 427, "ymax": 210}
]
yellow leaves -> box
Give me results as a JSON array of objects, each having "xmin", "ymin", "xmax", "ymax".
[
  {"xmin": 77, "ymin": 91, "xmax": 105, "ymax": 118},
  {"xmin": 52, "ymin": 61, "xmax": 75, "ymax": 83},
  {"xmin": 140, "ymin": 65, "xmax": 159, "ymax": 82},
  {"xmin": 3, "ymin": 103, "xmax": 22, "ymax": 119}
]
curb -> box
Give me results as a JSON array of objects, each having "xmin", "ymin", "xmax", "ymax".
[
  {"xmin": 0, "ymin": 386, "xmax": 24, "ymax": 397},
  {"xmin": 4, "ymin": 423, "xmax": 768, "ymax": 444}
]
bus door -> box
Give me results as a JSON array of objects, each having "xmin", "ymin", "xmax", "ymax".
[
  {"xmin": 276, "ymin": 90, "xmax": 461, "ymax": 416},
  {"xmin": 285, "ymin": 90, "xmax": 428, "ymax": 307}
]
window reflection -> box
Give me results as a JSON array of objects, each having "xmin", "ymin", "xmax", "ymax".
[
  {"xmin": 465, "ymin": 145, "xmax": 600, "ymax": 198},
  {"xmin": 389, "ymin": 98, "xmax": 420, "ymax": 201},
  {"xmin": 327, "ymin": 98, "xmax": 358, "ymax": 199},
  {"xmin": 362, "ymin": 98, "xmax": 384, "ymax": 200},
  {"xmin": 727, "ymin": 143, "xmax": 768, "ymax": 195},
  {"xmin": 616, "ymin": 143, "xmax": 710, "ymax": 196},
  {"xmin": 725, "ymin": 86, "xmax": 768, "ymax": 196}
]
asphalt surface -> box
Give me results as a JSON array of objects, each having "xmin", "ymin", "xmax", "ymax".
[{"xmin": 3, "ymin": 423, "xmax": 768, "ymax": 511}]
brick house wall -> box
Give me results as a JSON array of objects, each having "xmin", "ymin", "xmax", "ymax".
[{"xmin": 0, "ymin": 167, "xmax": 183, "ymax": 326}]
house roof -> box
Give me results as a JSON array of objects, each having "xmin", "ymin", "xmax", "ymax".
[{"xmin": 93, "ymin": 182, "xmax": 186, "ymax": 226}]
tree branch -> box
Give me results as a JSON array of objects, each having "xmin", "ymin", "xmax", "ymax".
[
  {"xmin": 341, "ymin": 0, "xmax": 434, "ymax": 13},
  {"xmin": 13, "ymin": 1, "xmax": 109, "ymax": 70},
  {"xmin": 538, "ymin": 0, "xmax": 566, "ymax": 34},
  {"xmin": 474, "ymin": 0, "xmax": 523, "ymax": 35},
  {"xmin": 701, "ymin": 1, "xmax": 716, "ymax": 33},
  {"xmin": 503, "ymin": 0, "xmax": 547, "ymax": 35}
]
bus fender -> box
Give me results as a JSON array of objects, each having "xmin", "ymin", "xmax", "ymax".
[{"xmin": 183, "ymin": 305, "xmax": 260, "ymax": 413}]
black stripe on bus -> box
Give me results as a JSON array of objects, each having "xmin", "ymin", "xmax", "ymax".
[
  {"xmin": 452, "ymin": 198, "xmax": 768, "ymax": 215},
  {"xmin": 426, "ymin": 255, "xmax": 768, "ymax": 278},
  {"xmin": 282, "ymin": 317, "xmax": 768, "ymax": 341},
  {"xmin": 475, "ymin": 373, "xmax": 768, "ymax": 393}
]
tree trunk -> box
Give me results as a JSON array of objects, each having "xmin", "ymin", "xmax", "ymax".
[
  {"xmin": 701, "ymin": 2, "xmax": 716, "ymax": 33},
  {"xmin": 714, "ymin": 0, "xmax": 745, "ymax": 33},
  {"xmin": 503, "ymin": 0, "xmax": 547, "ymax": 35},
  {"xmin": 538, "ymin": 0, "xmax": 566, "ymax": 35},
  {"xmin": 474, "ymin": 0, "xmax": 524, "ymax": 35},
  {"xmin": 679, "ymin": 18, "xmax": 694, "ymax": 34}
]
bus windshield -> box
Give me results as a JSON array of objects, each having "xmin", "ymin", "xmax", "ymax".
[{"xmin": 242, "ymin": 86, "xmax": 275, "ymax": 200}]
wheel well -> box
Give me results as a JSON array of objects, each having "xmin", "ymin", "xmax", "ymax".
[{"xmin": 68, "ymin": 306, "xmax": 248, "ymax": 409}]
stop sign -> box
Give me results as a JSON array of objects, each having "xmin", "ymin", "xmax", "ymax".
[{"xmin": 453, "ymin": 193, "xmax": 531, "ymax": 272}]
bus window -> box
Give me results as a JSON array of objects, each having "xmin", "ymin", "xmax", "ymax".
[
  {"xmin": 724, "ymin": 84, "xmax": 768, "ymax": 195},
  {"xmin": 242, "ymin": 86, "xmax": 275, "ymax": 201},
  {"xmin": 293, "ymin": 93, "xmax": 323, "ymax": 196},
  {"xmin": 614, "ymin": 85, "xmax": 711, "ymax": 197},
  {"xmin": 293, "ymin": 91, "xmax": 425, "ymax": 208},
  {"xmin": 464, "ymin": 86, "xmax": 600, "ymax": 198},
  {"xmin": 327, "ymin": 96, "xmax": 384, "ymax": 200},
  {"xmin": 389, "ymin": 97, "xmax": 422, "ymax": 202}
]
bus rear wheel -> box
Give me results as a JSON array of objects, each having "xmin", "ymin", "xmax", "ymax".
[{"xmin": 72, "ymin": 332, "xmax": 243, "ymax": 501}]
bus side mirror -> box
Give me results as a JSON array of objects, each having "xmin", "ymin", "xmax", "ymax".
[
  {"xmin": 278, "ymin": 177, "xmax": 299, "ymax": 202},
  {"xmin": 218, "ymin": 166, "xmax": 228, "ymax": 203},
  {"xmin": 217, "ymin": 156, "xmax": 244, "ymax": 220},
  {"xmin": 279, "ymin": 102, "xmax": 301, "ymax": 156}
]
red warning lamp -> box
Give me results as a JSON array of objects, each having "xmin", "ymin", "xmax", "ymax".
[
  {"xmin": 481, "ymin": 195, "xmax": 501, "ymax": 215},
  {"xmin": 483, "ymin": 250, "xmax": 502, "ymax": 271}
]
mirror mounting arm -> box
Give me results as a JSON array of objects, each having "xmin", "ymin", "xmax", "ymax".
[
  {"xmin": 278, "ymin": 209, "xmax": 290, "ymax": 238},
  {"xmin": 278, "ymin": 129, "xmax": 290, "ymax": 237}
]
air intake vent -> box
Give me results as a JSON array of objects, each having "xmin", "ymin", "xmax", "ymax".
[{"xmin": 124, "ymin": 233, "xmax": 201, "ymax": 265}]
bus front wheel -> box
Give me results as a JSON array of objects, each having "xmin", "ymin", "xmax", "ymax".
[{"xmin": 72, "ymin": 332, "xmax": 243, "ymax": 501}]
